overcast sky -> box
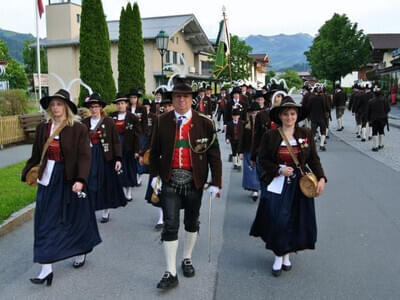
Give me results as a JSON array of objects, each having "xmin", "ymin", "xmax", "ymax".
[{"xmin": 1, "ymin": 0, "xmax": 399, "ymax": 39}]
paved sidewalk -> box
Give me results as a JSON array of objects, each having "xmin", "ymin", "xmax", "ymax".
[
  {"xmin": 329, "ymin": 109, "xmax": 400, "ymax": 172},
  {"xmin": 0, "ymin": 144, "xmax": 32, "ymax": 168}
]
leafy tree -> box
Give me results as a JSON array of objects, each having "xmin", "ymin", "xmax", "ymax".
[
  {"xmin": 305, "ymin": 13, "xmax": 370, "ymax": 88},
  {"xmin": 265, "ymin": 70, "xmax": 276, "ymax": 85},
  {"xmin": 79, "ymin": 0, "xmax": 116, "ymax": 105},
  {"xmin": 209, "ymin": 35, "xmax": 253, "ymax": 82},
  {"xmin": 130, "ymin": 2, "xmax": 145, "ymax": 92},
  {"xmin": 22, "ymin": 40, "xmax": 48, "ymax": 76},
  {"xmin": 0, "ymin": 39, "xmax": 28, "ymax": 90},
  {"xmin": 278, "ymin": 69, "xmax": 303, "ymax": 89},
  {"xmin": 0, "ymin": 39, "xmax": 10, "ymax": 59}
]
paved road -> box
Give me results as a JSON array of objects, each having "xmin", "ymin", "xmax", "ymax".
[
  {"xmin": 0, "ymin": 144, "xmax": 32, "ymax": 168},
  {"xmin": 1, "ymin": 120, "xmax": 400, "ymax": 299}
]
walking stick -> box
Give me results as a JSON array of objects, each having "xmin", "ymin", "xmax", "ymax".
[{"xmin": 208, "ymin": 193, "xmax": 213, "ymax": 263}]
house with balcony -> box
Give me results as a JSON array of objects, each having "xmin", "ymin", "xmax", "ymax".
[{"xmin": 40, "ymin": 0, "xmax": 214, "ymax": 101}]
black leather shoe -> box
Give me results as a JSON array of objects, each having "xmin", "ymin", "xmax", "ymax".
[
  {"xmin": 272, "ymin": 268, "xmax": 282, "ymax": 277},
  {"xmin": 378, "ymin": 145, "xmax": 384, "ymax": 149},
  {"xmin": 30, "ymin": 272, "xmax": 53, "ymax": 286},
  {"xmin": 100, "ymin": 214, "xmax": 110, "ymax": 223},
  {"xmin": 181, "ymin": 259, "xmax": 195, "ymax": 277},
  {"xmin": 361, "ymin": 138, "xmax": 366, "ymax": 142},
  {"xmin": 154, "ymin": 223, "xmax": 164, "ymax": 231},
  {"xmin": 319, "ymin": 146, "xmax": 326, "ymax": 151},
  {"xmin": 372, "ymin": 147, "xmax": 379, "ymax": 152},
  {"xmin": 157, "ymin": 272, "xmax": 178, "ymax": 289},
  {"xmin": 357, "ymin": 135, "xmax": 361, "ymax": 138},
  {"xmin": 282, "ymin": 264, "xmax": 292, "ymax": 271},
  {"xmin": 73, "ymin": 255, "xmax": 86, "ymax": 269}
]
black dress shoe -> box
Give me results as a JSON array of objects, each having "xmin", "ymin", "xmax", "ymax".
[
  {"xmin": 319, "ymin": 146, "xmax": 326, "ymax": 151},
  {"xmin": 154, "ymin": 223, "xmax": 164, "ymax": 231},
  {"xmin": 357, "ymin": 135, "xmax": 361, "ymax": 138},
  {"xmin": 73, "ymin": 255, "xmax": 86, "ymax": 269},
  {"xmin": 272, "ymin": 268, "xmax": 282, "ymax": 277},
  {"xmin": 282, "ymin": 264, "xmax": 292, "ymax": 271},
  {"xmin": 100, "ymin": 214, "xmax": 110, "ymax": 223},
  {"xmin": 181, "ymin": 259, "xmax": 195, "ymax": 277},
  {"xmin": 361, "ymin": 138, "xmax": 366, "ymax": 142},
  {"xmin": 157, "ymin": 271, "xmax": 178, "ymax": 289},
  {"xmin": 372, "ymin": 147, "xmax": 379, "ymax": 152},
  {"xmin": 378, "ymin": 145, "xmax": 384, "ymax": 149},
  {"xmin": 30, "ymin": 272, "xmax": 53, "ymax": 286}
]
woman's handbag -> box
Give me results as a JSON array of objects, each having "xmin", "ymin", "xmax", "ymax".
[
  {"xmin": 25, "ymin": 121, "xmax": 68, "ymax": 187},
  {"xmin": 143, "ymin": 149, "xmax": 150, "ymax": 166},
  {"xmin": 278, "ymin": 128, "xmax": 318, "ymax": 198}
]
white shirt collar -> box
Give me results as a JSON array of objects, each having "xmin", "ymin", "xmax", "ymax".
[{"xmin": 174, "ymin": 110, "xmax": 192, "ymax": 125}]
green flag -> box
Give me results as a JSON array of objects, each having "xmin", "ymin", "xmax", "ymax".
[{"xmin": 214, "ymin": 19, "xmax": 230, "ymax": 79}]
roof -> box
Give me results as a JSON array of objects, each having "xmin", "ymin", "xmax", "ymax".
[
  {"xmin": 249, "ymin": 53, "xmax": 268, "ymax": 61},
  {"xmin": 368, "ymin": 34, "xmax": 400, "ymax": 50},
  {"xmin": 35, "ymin": 14, "xmax": 213, "ymax": 53}
]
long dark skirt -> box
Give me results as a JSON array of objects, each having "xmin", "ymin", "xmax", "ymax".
[
  {"xmin": 88, "ymin": 144, "xmax": 127, "ymax": 211},
  {"xmin": 34, "ymin": 162, "xmax": 102, "ymax": 264},
  {"xmin": 118, "ymin": 133, "xmax": 137, "ymax": 187},
  {"xmin": 242, "ymin": 152, "xmax": 260, "ymax": 191},
  {"xmin": 137, "ymin": 134, "xmax": 149, "ymax": 175},
  {"xmin": 249, "ymin": 170, "xmax": 317, "ymax": 256}
]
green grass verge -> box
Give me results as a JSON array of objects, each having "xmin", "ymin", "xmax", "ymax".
[{"xmin": 0, "ymin": 161, "xmax": 36, "ymax": 224}]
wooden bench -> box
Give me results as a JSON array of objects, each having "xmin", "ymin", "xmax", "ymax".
[{"xmin": 19, "ymin": 113, "xmax": 46, "ymax": 140}]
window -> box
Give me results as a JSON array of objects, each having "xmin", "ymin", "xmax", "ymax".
[
  {"xmin": 76, "ymin": 14, "xmax": 80, "ymax": 23},
  {"xmin": 165, "ymin": 50, "xmax": 170, "ymax": 63},
  {"xmin": 170, "ymin": 37, "xmax": 174, "ymax": 44},
  {"xmin": 173, "ymin": 51, "xmax": 177, "ymax": 64},
  {"xmin": 180, "ymin": 53, "xmax": 185, "ymax": 65},
  {"xmin": 176, "ymin": 37, "xmax": 179, "ymax": 44}
]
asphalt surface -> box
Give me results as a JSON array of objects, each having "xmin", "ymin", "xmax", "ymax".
[
  {"xmin": 1, "ymin": 120, "xmax": 400, "ymax": 299},
  {"xmin": 0, "ymin": 144, "xmax": 32, "ymax": 168}
]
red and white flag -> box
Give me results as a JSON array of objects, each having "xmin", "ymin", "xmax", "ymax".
[{"xmin": 37, "ymin": 0, "xmax": 44, "ymax": 18}]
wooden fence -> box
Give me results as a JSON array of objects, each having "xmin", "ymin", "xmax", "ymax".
[{"xmin": 0, "ymin": 115, "xmax": 25, "ymax": 146}]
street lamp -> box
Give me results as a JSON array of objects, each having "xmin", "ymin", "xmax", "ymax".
[{"xmin": 156, "ymin": 30, "xmax": 169, "ymax": 84}]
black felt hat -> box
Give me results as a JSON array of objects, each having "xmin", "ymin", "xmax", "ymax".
[
  {"xmin": 128, "ymin": 88, "xmax": 143, "ymax": 97},
  {"xmin": 254, "ymin": 90, "xmax": 265, "ymax": 99},
  {"xmin": 112, "ymin": 92, "xmax": 129, "ymax": 104},
  {"xmin": 142, "ymin": 98, "xmax": 151, "ymax": 106},
  {"xmin": 248, "ymin": 102, "xmax": 261, "ymax": 112},
  {"xmin": 269, "ymin": 96, "xmax": 304, "ymax": 124},
  {"xmin": 230, "ymin": 86, "xmax": 242, "ymax": 96},
  {"xmin": 232, "ymin": 108, "xmax": 241, "ymax": 116},
  {"xmin": 40, "ymin": 89, "xmax": 77, "ymax": 114},
  {"xmin": 83, "ymin": 93, "xmax": 106, "ymax": 108}
]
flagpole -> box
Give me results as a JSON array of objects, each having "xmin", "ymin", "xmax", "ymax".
[
  {"xmin": 35, "ymin": 0, "xmax": 42, "ymax": 101},
  {"xmin": 222, "ymin": 9, "xmax": 232, "ymax": 84}
]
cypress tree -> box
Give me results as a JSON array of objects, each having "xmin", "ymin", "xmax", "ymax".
[
  {"xmin": 131, "ymin": 2, "xmax": 145, "ymax": 92},
  {"xmin": 79, "ymin": 0, "xmax": 116, "ymax": 105},
  {"xmin": 118, "ymin": 3, "xmax": 135, "ymax": 94}
]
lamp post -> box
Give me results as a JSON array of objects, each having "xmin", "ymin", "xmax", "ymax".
[{"xmin": 156, "ymin": 30, "xmax": 169, "ymax": 84}]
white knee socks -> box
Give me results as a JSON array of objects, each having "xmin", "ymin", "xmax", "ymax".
[
  {"xmin": 38, "ymin": 264, "xmax": 52, "ymax": 279},
  {"xmin": 372, "ymin": 136, "xmax": 378, "ymax": 149},
  {"xmin": 157, "ymin": 207, "xmax": 164, "ymax": 225},
  {"xmin": 183, "ymin": 231, "xmax": 198, "ymax": 260},
  {"xmin": 164, "ymin": 240, "xmax": 178, "ymax": 276},
  {"xmin": 361, "ymin": 128, "xmax": 366, "ymax": 140},
  {"xmin": 357, "ymin": 125, "xmax": 362, "ymax": 136},
  {"xmin": 379, "ymin": 134, "xmax": 384, "ymax": 147},
  {"xmin": 320, "ymin": 135, "xmax": 326, "ymax": 147},
  {"xmin": 123, "ymin": 187, "xmax": 131, "ymax": 199}
]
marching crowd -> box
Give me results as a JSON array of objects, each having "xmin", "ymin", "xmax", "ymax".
[{"xmin": 21, "ymin": 76, "xmax": 389, "ymax": 290}]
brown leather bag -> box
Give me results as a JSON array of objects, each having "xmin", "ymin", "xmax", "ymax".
[
  {"xmin": 25, "ymin": 121, "xmax": 67, "ymax": 187},
  {"xmin": 278, "ymin": 128, "xmax": 318, "ymax": 198},
  {"xmin": 143, "ymin": 149, "xmax": 150, "ymax": 166}
]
